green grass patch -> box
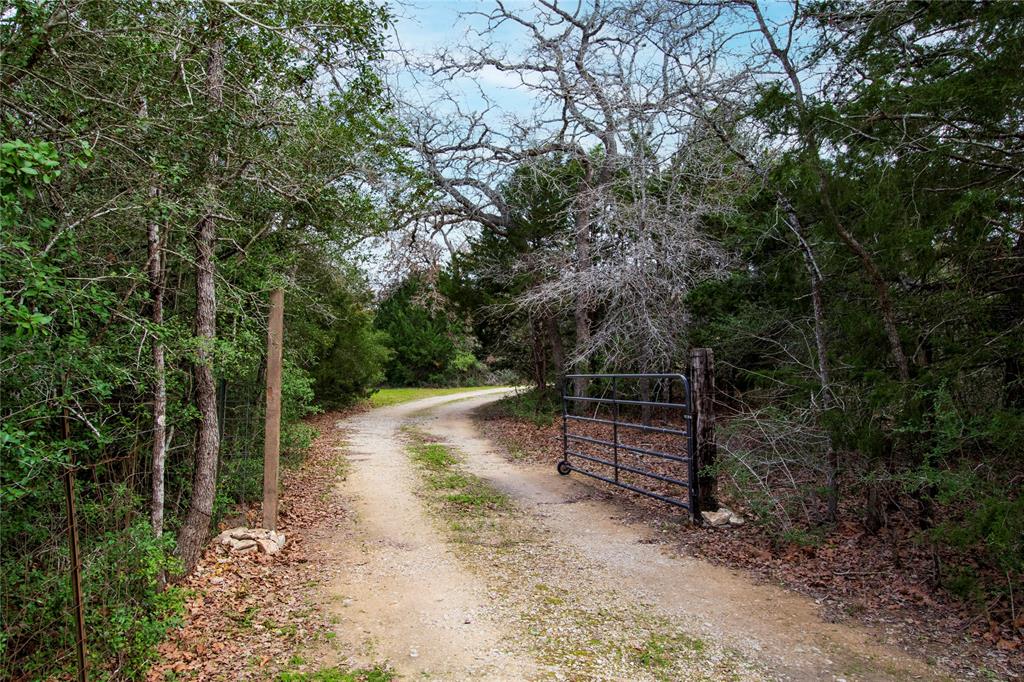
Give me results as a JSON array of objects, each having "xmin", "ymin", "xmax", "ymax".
[
  {"xmin": 368, "ymin": 386, "xmax": 497, "ymax": 408},
  {"xmin": 630, "ymin": 632, "xmax": 708, "ymax": 673},
  {"xmin": 429, "ymin": 471, "xmax": 472, "ymax": 490},
  {"xmin": 405, "ymin": 431, "xmax": 510, "ymax": 518},
  {"xmin": 443, "ymin": 486, "xmax": 508, "ymax": 510},
  {"xmin": 410, "ymin": 442, "xmax": 457, "ymax": 470},
  {"xmin": 633, "ymin": 634, "xmax": 673, "ymax": 669},
  {"xmin": 277, "ymin": 665, "xmax": 394, "ymax": 682}
]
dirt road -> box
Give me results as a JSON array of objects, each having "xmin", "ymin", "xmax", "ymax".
[{"xmin": 319, "ymin": 388, "xmax": 948, "ymax": 681}]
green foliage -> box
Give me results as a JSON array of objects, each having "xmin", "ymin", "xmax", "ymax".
[
  {"xmin": 282, "ymin": 361, "xmax": 321, "ymax": 425},
  {"xmin": 282, "ymin": 422, "xmax": 320, "ymax": 460},
  {"xmin": 479, "ymin": 388, "xmax": 561, "ymax": 427},
  {"xmin": 292, "ymin": 264, "xmax": 392, "ymax": 408},
  {"xmin": 0, "ymin": 511, "xmax": 183, "ymax": 681},
  {"xmin": 80, "ymin": 521, "xmax": 185, "ymax": 678},
  {"xmin": 375, "ymin": 275, "xmax": 482, "ymax": 386},
  {"xmin": 893, "ymin": 385, "xmax": 1024, "ymax": 577},
  {"xmin": 680, "ymin": 0, "xmax": 1024, "ymax": 590}
]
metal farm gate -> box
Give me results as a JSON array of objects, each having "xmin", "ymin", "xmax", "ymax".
[{"xmin": 558, "ymin": 373, "xmax": 700, "ymax": 521}]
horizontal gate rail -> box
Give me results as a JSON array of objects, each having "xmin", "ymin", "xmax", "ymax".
[
  {"xmin": 565, "ymin": 433, "xmax": 690, "ymax": 463},
  {"xmin": 562, "ymin": 465, "xmax": 693, "ymax": 509},
  {"xmin": 565, "ymin": 450, "xmax": 691, "ymax": 487},
  {"xmin": 565, "ymin": 413, "xmax": 689, "ymax": 437},
  {"xmin": 558, "ymin": 373, "xmax": 698, "ymax": 520},
  {"xmin": 564, "ymin": 395, "xmax": 689, "ymax": 410}
]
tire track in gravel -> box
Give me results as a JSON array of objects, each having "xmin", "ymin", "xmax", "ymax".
[{"xmin": 318, "ymin": 388, "xmax": 541, "ymax": 679}]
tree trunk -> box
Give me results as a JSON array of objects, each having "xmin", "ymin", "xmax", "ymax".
[
  {"xmin": 815, "ymin": 173, "xmax": 910, "ymax": 383},
  {"xmin": 572, "ymin": 304, "xmax": 590, "ymax": 403},
  {"xmin": 148, "ymin": 192, "xmax": 166, "ymax": 537},
  {"xmin": 545, "ymin": 314, "xmax": 564, "ymax": 385},
  {"xmin": 141, "ymin": 96, "xmax": 167, "ymax": 539},
  {"xmin": 864, "ymin": 478, "xmax": 886, "ymax": 534},
  {"xmin": 531, "ymin": 317, "xmax": 546, "ymax": 392},
  {"xmin": 809, "ymin": 261, "xmax": 839, "ymax": 522},
  {"xmin": 748, "ymin": 3, "xmax": 910, "ymax": 384},
  {"xmin": 1004, "ymin": 232, "xmax": 1024, "ymax": 408},
  {"xmin": 176, "ymin": 35, "xmax": 224, "ymax": 575}
]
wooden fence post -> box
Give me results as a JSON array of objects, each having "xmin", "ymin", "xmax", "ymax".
[
  {"xmin": 689, "ymin": 348, "xmax": 718, "ymax": 514},
  {"xmin": 262, "ymin": 288, "xmax": 284, "ymax": 530}
]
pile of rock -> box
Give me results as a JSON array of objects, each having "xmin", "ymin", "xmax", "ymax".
[
  {"xmin": 215, "ymin": 527, "xmax": 287, "ymax": 555},
  {"xmin": 701, "ymin": 507, "xmax": 745, "ymax": 528}
]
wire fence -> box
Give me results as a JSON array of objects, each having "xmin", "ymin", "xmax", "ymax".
[
  {"xmin": 1, "ymin": 375, "xmax": 266, "ymax": 681},
  {"xmin": 217, "ymin": 373, "xmax": 266, "ymax": 507},
  {"xmin": 1, "ymin": 484, "xmax": 85, "ymax": 680}
]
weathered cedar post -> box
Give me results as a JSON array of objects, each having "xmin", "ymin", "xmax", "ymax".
[
  {"xmin": 689, "ymin": 348, "xmax": 718, "ymax": 514},
  {"xmin": 262, "ymin": 288, "xmax": 284, "ymax": 530}
]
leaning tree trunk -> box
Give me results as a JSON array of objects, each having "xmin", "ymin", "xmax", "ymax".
[
  {"xmin": 785, "ymin": 207, "xmax": 839, "ymax": 521},
  {"xmin": 815, "ymin": 173, "xmax": 909, "ymax": 383},
  {"xmin": 814, "ymin": 180, "xmax": 904, "ymax": 531},
  {"xmin": 749, "ymin": 3, "xmax": 910, "ymax": 385},
  {"xmin": 176, "ymin": 35, "xmax": 224, "ymax": 575},
  {"xmin": 807, "ymin": 247, "xmax": 838, "ymax": 522}
]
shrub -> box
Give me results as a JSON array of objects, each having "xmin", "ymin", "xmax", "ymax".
[{"xmin": 1, "ymin": 506, "xmax": 183, "ymax": 680}]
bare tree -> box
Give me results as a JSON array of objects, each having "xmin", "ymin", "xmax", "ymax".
[{"xmin": 401, "ymin": 0, "xmax": 741, "ymax": 394}]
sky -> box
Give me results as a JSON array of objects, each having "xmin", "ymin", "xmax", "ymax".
[{"xmin": 387, "ymin": 0, "xmax": 538, "ymax": 119}]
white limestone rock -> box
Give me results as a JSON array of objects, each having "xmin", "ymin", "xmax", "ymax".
[
  {"xmin": 701, "ymin": 507, "xmax": 734, "ymax": 527},
  {"xmin": 215, "ymin": 527, "xmax": 286, "ymax": 554}
]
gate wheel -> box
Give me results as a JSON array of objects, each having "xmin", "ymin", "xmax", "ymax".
[{"xmin": 557, "ymin": 460, "xmax": 572, "ymax": 476}]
